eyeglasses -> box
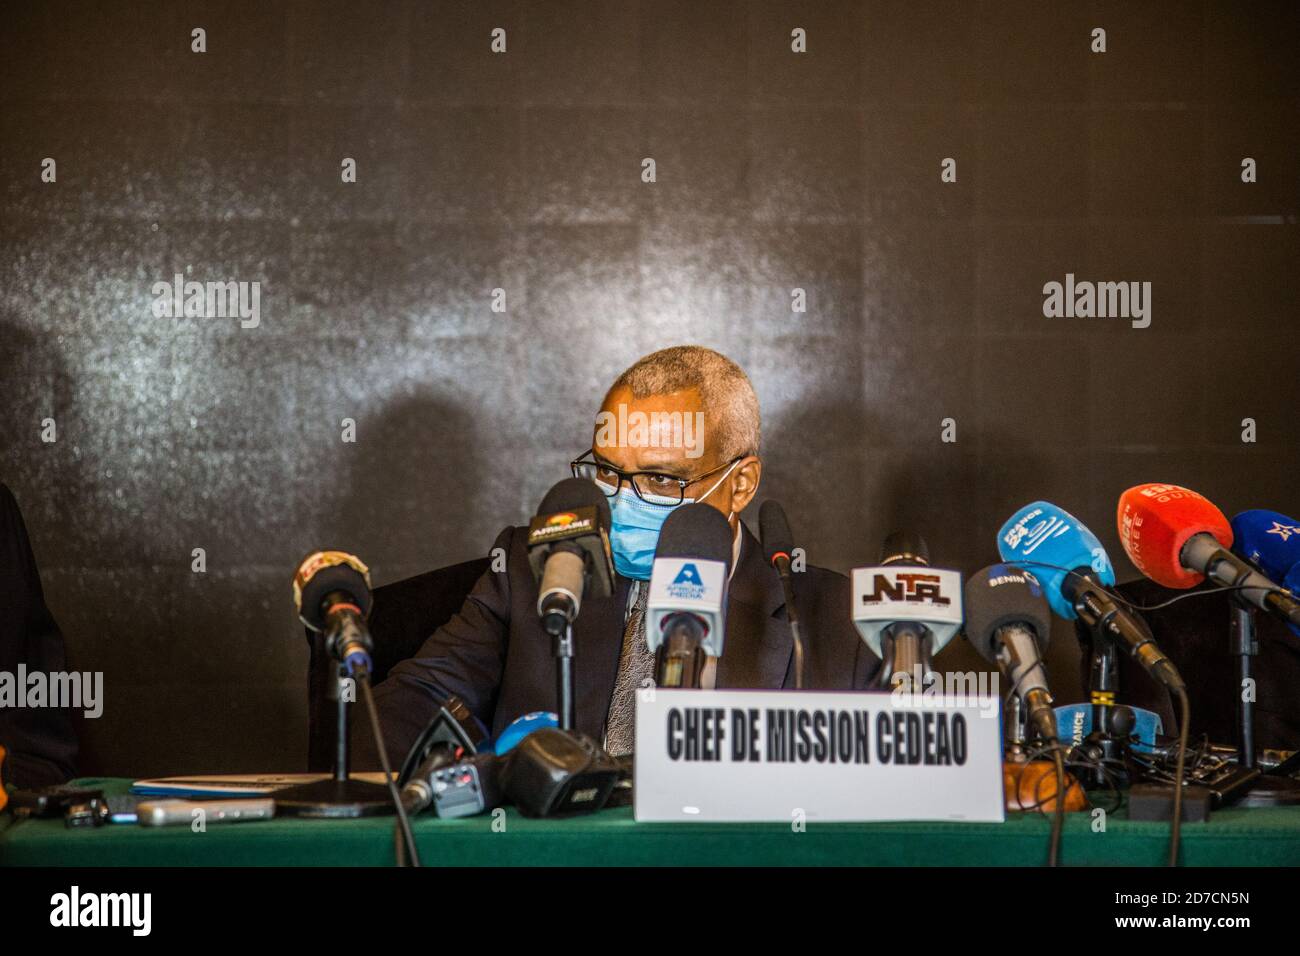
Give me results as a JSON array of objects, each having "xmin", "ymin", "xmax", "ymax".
[{"xmin": 570, "ymin": 450, "xmax": 742, "ymax": 507}]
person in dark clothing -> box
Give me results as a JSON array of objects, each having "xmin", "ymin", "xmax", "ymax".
[
  {"xmin": 0, "ymin": 482, "xmax": 78, "ymax": 788},
  {"xmin": 351, "ymin": 346, "xmax": 880, "ymax": 768}
]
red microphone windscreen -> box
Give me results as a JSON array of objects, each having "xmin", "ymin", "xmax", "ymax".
[{"xmin": 1116, "ymin": 483, "xmax": 1234, "ymax": 589}]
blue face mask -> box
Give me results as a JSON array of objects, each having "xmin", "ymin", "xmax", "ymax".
[{"xmin": 608, "ymin": 461, "xmax": 739, "ymax": 580}]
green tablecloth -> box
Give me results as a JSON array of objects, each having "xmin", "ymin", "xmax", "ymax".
[{"xmin": 3, "ymin": 778, "xmax": 1299, "ymax": 866}]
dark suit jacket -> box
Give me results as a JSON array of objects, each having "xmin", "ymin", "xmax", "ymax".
[
  {"xmin": 0, "ymin": 483, "xmax": 78, "ymax": 788},
  {"xmin": 351, "ymin": 522, "xmax": 880, "ymax": 768}
]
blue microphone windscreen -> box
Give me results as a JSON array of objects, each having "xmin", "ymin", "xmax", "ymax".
[
  {"xmin": 1053, "ymin": 703, "xmax": 1162, "ymax": 752},
  {"xmin": 493, "ymin": 711, "xmax": 559, "ymax": 755},
  {"xmin": 1230, "ymin": 509, "xmax": 1300, "ymax": 582},
  {"xmin": 997, "ymin": 501, "xmax": 1115, "ymax": 621}
]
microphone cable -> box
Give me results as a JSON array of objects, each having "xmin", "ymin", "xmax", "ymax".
[
  {"xmin": 1049, "ymin": 747, "xmax": 1066, "ymax": 867},
  {"xmin": 1016, "ymin": 739, "xmax": 1144, "ymax": 866},
  {"xmin": 1001, "ymin": 654, "xmax": 1069, "ymax": 865},
  {"xmin": 358, "ymin": 676, "xmax": 421, "ymax": 867},
  {"xmin": 1017, "ymin": 740, "xmax": 1074, "ymax": 867},
  {"xmin": 997, "ymin": 559, "xmax": 1296, "ymax": 615},
  {"xmin": 791, "ymin": 616, "xmax": 806, "ymax": 690},
  {"xmin": 1167, "ymin": 686, "xmax": 1191, "ymax": 867}
]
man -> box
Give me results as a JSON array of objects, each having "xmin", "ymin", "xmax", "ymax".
[{"xmin": 353, "ymin": 346, "xmax": 878, "ymax": 766}]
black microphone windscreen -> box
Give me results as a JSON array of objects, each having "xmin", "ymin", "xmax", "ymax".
[
  {"xmin": 655, "ymin": 503, "xmax": 734, "ymax": 570},
  {"xmin": 881, "ymin": 530, "xmax": 929, "ymax": 566},
  {"xmin": 537, "ymin": 476, "xmax": 611, "ymax": 527},
  {"xmin": 759, "ymin": 500, "xmax": 795, "ymax": 566},
  {"xmin": 963, "ymin": 563, "xmax": 1053, "ymax": 663},
  {"xmin": 294, "ymin": 552, "xmax": 373, "ymax": 631}
]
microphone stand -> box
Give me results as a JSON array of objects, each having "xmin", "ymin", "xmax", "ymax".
[
  {"xmin": 276, "ymin": 662, "xmax": 395, "ymax": 817},
  {"xmin": 1232, "ymin": 603, "xmax": 1257, "ymax": 771},
  {"xmin": 1229, "ymin": 603, "xmax": 1300, "ymax": 806},
  {"xmin": 555, "ymin": 621, "xmax": 575, "ymax": 731},
  {"xmin": 1003, "ymin": 694, "xmax": 1028, "ymax": 759},
  {"xmin": 1075, "ymin": 619, "xmax": 1129, "ymax": 788}
]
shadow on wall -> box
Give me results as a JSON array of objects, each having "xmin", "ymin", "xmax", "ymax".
[
  {"xmin": 311, "ymin": 392, "xmax": 485, "ymax": 589},
  {"xmin": 145, "ymin": 389, "xmax": 486, "ymax": 777},
  {"xmin": 1, "ymin": 312, "xmax": 487, "ymax": 775},
  {"xmin": 753, "ymin": 395, "xmax": 875, "ymax": 575}
]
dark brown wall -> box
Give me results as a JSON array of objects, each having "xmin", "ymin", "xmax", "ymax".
[{"xmin": 1, "ymin": 1, "xmax": 1297, "ymax": 776}]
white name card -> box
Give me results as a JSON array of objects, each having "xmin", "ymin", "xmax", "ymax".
[{"xmin": 634, "ymin": 688, "xmax": 1005, "ymax": 823}]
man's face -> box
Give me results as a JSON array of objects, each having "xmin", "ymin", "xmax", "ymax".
[{"xmin": 589, "ymin": 385, "xmax": 761, "ymax": 521}]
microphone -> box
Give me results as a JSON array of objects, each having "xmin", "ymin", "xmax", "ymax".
[
  {"xmin": 1232, "ymin": 509, "xmax": 1300, "ymax": 639},
  {"xmin": 1230, "ymin": 509, "xmax": 1300, "ymax": 581},
  {"xmin": 998, "ymin": 502, "xmax": 1184, "ymax": 692},
  {"xmin": 1116, "ymin": 484, "xmax": 1300, "ymax": 629},
  {"xmin": 759, "ymin": 500, "xmax": 805, "ymax": 689},
  {"xmin": 526, "ymin": 477, "xmax": 615, "ymax": 730},
  {"xmin": 400, "ymin": 736, "xmax": 474, "ymax": 814},
  {"xmin": 398, "ymin": 699, "xmax": 504, "ymax": 819},
  {"xmin": 285, "ymin": 551, "xmax": 416, "ymax": 832},
  {"xmin": 646, "ymin": 504, "xmax": 733, "ymax": 688},
  {"xmin": 502, "ymin": 728, "xmax": 620, "ymax": 818},
  {"xmin": 1053, "ymin": 702, "xmax": 1165, "ymax": 752},
  {"xmin": 293, "ymin": 551, "xmax": 375, "ymax": 677},
  {"xmin": 880, "ymin": 530, "xmax": 930, "ymax": 567},
  {"xmin": 964, "ymin": 564, "xmax": 1057, "ymax": 744},
  {"xmin": 396, "ymin": 696, "xmax": 487, "ymax": 787},
  {"xmin": 526, "ymin": 478, "xmax": 615, "ymax": 636},
  {"xmin": 851, "ymin": 532, "xmax": 963, "ymax": 690}
]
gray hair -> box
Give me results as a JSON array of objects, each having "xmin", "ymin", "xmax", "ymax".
[{"xmin": 606, "ymin": 345, "xmax": 761, "ymax": 461}]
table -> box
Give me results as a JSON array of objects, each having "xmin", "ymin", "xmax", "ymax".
[{"xmin": 3, "ymin": 778, "xmax": 1299, "ymax": 866}]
